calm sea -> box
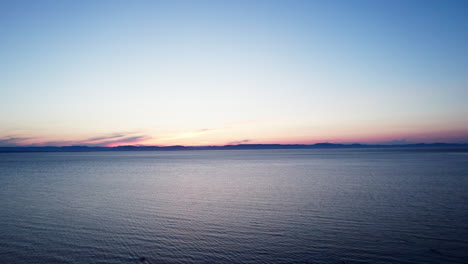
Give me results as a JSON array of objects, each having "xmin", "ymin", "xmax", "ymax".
[{"xmin": 0, "ymin": 149, "xmax": 467, "ymax": 264}]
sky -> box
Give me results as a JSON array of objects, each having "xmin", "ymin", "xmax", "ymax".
[{"xmin": 1, "ymin": 0, "xmax": 467, "ymax": 146}]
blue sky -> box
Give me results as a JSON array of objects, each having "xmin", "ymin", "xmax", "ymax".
[{"xmin": 1, "ymin": 0, "xmax": 467, "ymax": 146}]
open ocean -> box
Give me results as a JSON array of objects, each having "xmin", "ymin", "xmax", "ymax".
[{"xmin": 0, "ymin": 149, "xmax": 467, "ymax": 264}]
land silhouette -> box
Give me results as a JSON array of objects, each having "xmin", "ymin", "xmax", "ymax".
[{"xmin": 1, "ymin": 143, "xmax": 467, "ymax": 152}]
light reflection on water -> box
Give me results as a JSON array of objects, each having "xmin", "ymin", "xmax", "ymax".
[{"xmin": 0, "ymin": 149, "xmax": 467, "ymax": 263}]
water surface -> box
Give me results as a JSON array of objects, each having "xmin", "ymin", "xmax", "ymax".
[{"xmin": 0, "ymin": 149, "xmax": 467, "ymax": 263}]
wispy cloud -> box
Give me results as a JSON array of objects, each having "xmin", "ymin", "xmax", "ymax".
[
  {"xmin": 227, "ymin": 139, "xmax": 251, "ymax": 145},
  {"xmin": 76, "ymin": 132, "xmax": 150, "ymax": 147},
  {"xmin": 0, "ymin": 136, "xmax": 35, "ymax": 146},
  {"xmin": 85, "ymin": 133, "xmax": 127, "ymax": 142},
  {"xmin": 27, "ymin": 132, "xmax": 151, "ymax": 147},
  {"xmin": 98, "ymin": 135, "xmax": 150, "ymax": 147}
]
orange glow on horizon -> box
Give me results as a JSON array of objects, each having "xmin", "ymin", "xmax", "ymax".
[
  {"xmin": 2, "ymin": 128, "xmax": 467, "ymax": 147},
  {"xmin": 105, "ymin": 130, "xmax": 468, "ymax": 147}
]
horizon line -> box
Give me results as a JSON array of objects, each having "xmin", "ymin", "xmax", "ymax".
[{"xmin": 1, "ymin": 142, "xmax": 468, "ymax": 149}]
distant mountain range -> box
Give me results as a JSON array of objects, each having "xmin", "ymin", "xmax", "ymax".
[{"xmin": 1, "ymin": 143, "xmax": 467, "ymax": 152}]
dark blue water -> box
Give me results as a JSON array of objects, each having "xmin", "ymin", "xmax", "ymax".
[{"xmin": 0, "ymin": 149, "xmax": 467, "ymax": 264}]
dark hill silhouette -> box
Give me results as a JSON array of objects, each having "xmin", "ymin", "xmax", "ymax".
[{"xmin": 0, "ymin": 143, "xmax": 467, "ymax": 152}]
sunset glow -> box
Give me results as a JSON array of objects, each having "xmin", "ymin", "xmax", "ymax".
[{"xmin": 1, "ymin": 0, "xmax": 467, "ymax": 147}]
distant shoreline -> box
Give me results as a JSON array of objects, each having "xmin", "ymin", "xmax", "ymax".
[{"xmin": 1, "ymin": 143, "xmax": 467, "ymax": 152}]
